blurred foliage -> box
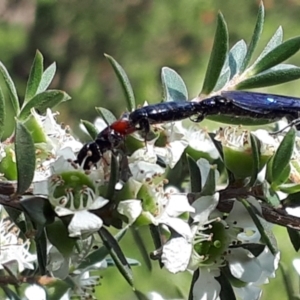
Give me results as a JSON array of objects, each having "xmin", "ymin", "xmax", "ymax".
[
  {"xmin": 2, "ymin": 0, "xmax": 300, "ymax": 139},
  {"xmin": 2, "ymin": 1, "xmax": 300, "ymax": 298}
]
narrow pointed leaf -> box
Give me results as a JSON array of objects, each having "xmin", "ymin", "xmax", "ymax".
[
  {"xmin": 0, "ymin": 87, "xmax": 5, "ymax": 139},
  {"xmin": 78, "ymin": 226, "xmax": 127, "ymax": 270},
  {"xmin": 18, "ymin": 90, "xmax": 71, "ymax": 120},
  {"xmin": 46, "ymin": 219, "xmax": 76, "ymax": 257},
  {"xmin": 201, "ymin": 12, "xmax": 228, "ymax": 95},
  {"xmin": 216, "ymin": 271, "xmax": 236, "ymax": 300},
  {"xmin": 279, "ymin": 262, "xmax": 297, "ymax": 300},
  {"xmin": 35, "ymin": 230, "xmax": 48, "ymax": 274},
  {"xmin": 95, "ymin": 106, "xmax": 117, "ymax": 125},
  {"xmin": 99, "ymin": 227, "xmax": 134, "ymax": 287},
  {"xmin": 237, "ymin": 64, "xmax": 300, "ymax": 89},
  {"xmin": 250, "ymin": 36, "xmax": 300, "ymax": 75},
  {"xmin": 272, "ymin": 127, "xmax": 295, "ymax": 183},
  {"xmin": 46, "ymin": 280, "xmax": 70, "ymax": 300},
  {"xmin": 241, "ymin": 2, "xmax": 265, "ymax": 71},
  {"xmin": 37, "ymin": 62, "xmax": 57, "ymax": 93},
  {"xmin": 187, "ymin": 154, "xmax": 202, "ymax": 193},
  {"xmin": 20, "ymin": 196, "xmax": 55, "ymax": 227},
  {"xmin": 248, "ymin": 133, "xmax": 261, "ymax": 187},
  {"xmin": 161, "ymin": 67, "xmax": 188, "ymax": 102},
  {"xmin": 253, "ymin": 26, "xmax": 283, "ymax": 65},
  {"xmin": 131, "ymin": 227, "xmax": 152, "ymax": 270},
  {"xmin": 105, "ymin": 54, "xmax": 135, "ymax": 111},
  {"xmin": 264, "ymin": 184, "xmax": 281, "ymax": 207},
  {"xmin": 134, "ymin": 290, "xmax": 150, "ymax": 300},
  {"xmin": 200, "ymin": 167, "xmax": 216, "ymax": 196},
  {"xmin": 2, "ymin": 287, "xmax": 21, "ymax": 300},
  {"xmin": 214, "ymin": 67, "xmax": 230, "ymax": 91},
  {"xmin": 228, "ymin": 40, "xmax": 247, "ymax": 77},
  {"xmin": 81, "ymin": 119, "xmax": 98, "ymax": 139},
  {"xmin": 287, "ymin": 227, "xmax": 300, "ymax": 251},
  {"xmin": 282, "ymin": 191, "xmax": 300, "ymax": 207},
  {"xmin": 25, "ymin": 50, "xmax": 44, "ymax": 103},
  {"xmin": 149, "ymin": 224, "xmax": 162, "ymax": 253},
  {"xmin": 0, "ymin": 61, "xmax": 19, "ymax": 114},
  {"xmin": 239, "ymin": 198, "xmax": 277, "ymax": 255},
  {"xmin": 279, "ymin": 183, "xmax": 300, "ymax": 194},
  {"xmin": 15, "ymin": 121, "xmax": 36, "ymax": 195}
]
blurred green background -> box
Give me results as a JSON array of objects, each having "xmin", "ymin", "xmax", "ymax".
[{"xmin": 2, "ymin": 0, "xmax": 300, "ymax": 299}]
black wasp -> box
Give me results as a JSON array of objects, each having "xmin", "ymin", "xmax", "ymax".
[
  {"xmin": 76, "ymin": 91, "xmax": 300, "ymax": 169},
  {"xmin": 200, "ymin": 91, "xmax": 300, "ymax": 128}
]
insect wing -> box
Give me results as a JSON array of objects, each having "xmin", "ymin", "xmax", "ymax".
[{"xmin": 222, "ymin": 91, "xmax": 300, "ymax": 113}]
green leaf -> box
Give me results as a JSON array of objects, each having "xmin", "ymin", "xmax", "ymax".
[
  {"xmin": 78, "ymin": 226, "xmax": 127, "ymax": 270},
  {"xmin": 281, "ymin": 191, "xmax": 300, "ymax": 207},
  {"xmin": 214, "ymin": 66, "xmax": 230, "ymax": 91},
  {"xmin": 201, "ymin": 12, "xmax": 228, "ymax": 95},
  {"xmin": 239, "ymin": 198, "xmax": 277, "ymax": 255},
  {"xmin": 37, "ymin": 62, "xmax": 57, "ymax": 94},
  {"xmin": 20, "ymin": 196, "xmax": 55, "ymax": 227},
  {"xmin": 0, "ymin": 61, "xmax": 19, "ymax": 114},
  {"xmin": 46, "ymin": 279, "xmax": 70, "ymax": 300},
  {"xmin": 200, "ymin": 167, "xmax": 216, "ymax": 196},
  {"xmin": 105, "ymin": 54, "xmax": 135, "ymax": 111},
  {"xmin": 264, "ymin": 183, "xmax": 281, "ymax": 207},
  {"xmin": 24, "ymin": 50, "xmax": 44, "ymax": 103},
  {"xmin": 273, "ymin": 164, "xmax": 290, "ymax": 187},
  {"xmin": 81, "ymin": 119, "xmax": 98, "ymax": 139},
  {"xmin": 216, "ymin": 271, "xmax": 236, "ymax": 300},
  {"xmin": 99, "ymin": 227, "xmax": 134, "ymax": 287},
  {"xmin": 35, "ymin": 230, "xmax": 48, "ymax": 274},
  {"xmin": 228, "ymin": 40, "xmax": 247, "ymax": 77},
  {"xmin": 279, "ymin": 262, "xmax": 298, "ymax": 300},
  {"xmin": 237, "ymin": 64, "xmax": 300, "ymax": 89},
  {"xmin": 2, "ymin": 287, "xmax": 22, "ymax": 300},
  {"xmin": 15, "ymin": 121, "xmax": 36, "ymax": 195},
  {"xmin": 248, "ymin": 133, "xmax": 261, "ymax": 187},
  {"xmin": 95, "ymin": 106, "xmax": 117, "ymax": 125},
  {"xmin": 161, "ymin": 67, "xmax": 188, "ymax": 102},
  {"xmin": 46, "ymin": 219, "xmax": 76, "ymax": 257},
  {"xmin": 131, "ymin": 227, "xmax": 152, "ymax": 271},
  {"xmin": 240, "ymin": 2, "xmax": 265, "ymax": 72},
  {"xmin": 0, "ymin": 87, "xmax": 5, "ymax": 139},
  {"xmin": 187, "ymin": 154, "xmax": 202, "ymax": 193},
  {"xmin": 287, "ymin": 227, "xmax": 300, "ymax": 251},
  {"xmin": 253, "ymin": 26, "xmax": 283, "ymax": 65},
  {"xmin": 271, "ymin": 127, "xmax": 295, "ymax": 183},
  {"xmin": 18, "ymin": 90, "xmax": 71, "ymax": 121},
  {"xmin": 250, "ymin": 36, "xmax": 300, "ymax": 75},
  {"xmin": 279, "ymin": 183, "xmax": 300, "ymax": 194}
]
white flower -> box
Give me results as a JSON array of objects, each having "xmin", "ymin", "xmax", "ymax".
[
  {"xmin": 68, "ymin": 270, "xmax": 102, "ymax": 300},
  {"xmin": 234, "ymin": 248, "xmax": 280, "ymax": 300},
  {"xmin": 186, "ymin": 125, "xmax": 219, "ymax": 159},
  {"xmin": 154, "ymin": 121, "xmax": 189, "ymax": 168},
  {"xmin": 160, "ymin": 194, "xmax": 219, "ymax": 274},
  {"xmin": 24, "ymin": 284, "xmax": 47, "ymax": 300},
  {"xmin": 32, "ymin": 109, "xmax": 83, "ymax": 183},
  {"xmin": 192, "ymin": 268, "xmax": 221, "ymax": 300},
  {"xmin": 48, "ymin": 159, "xmax": 110, "ymax": 237},
  {"xmin": 51, "ymin": 191, "xmax": 109, "ymax": 238},
  {"xmin": 0, "ymin": 217, "xmax": 36, "ymax": 272},
  {"xmin": 117, "ymin": 199, "xmax": 143, "ymax": 225}
]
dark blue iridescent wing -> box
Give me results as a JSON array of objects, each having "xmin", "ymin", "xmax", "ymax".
[{"xmin": 221, "ymin": 91, "xmax": 300, "ymax": 113}]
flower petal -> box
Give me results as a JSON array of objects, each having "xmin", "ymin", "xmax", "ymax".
[
  {"xmin": 68, "ymin": 211, "xmax": 103, "ymax": 237},
  {"xmin": 161, "ymin": 236, "xmax": 192, "ymax": 273}
]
